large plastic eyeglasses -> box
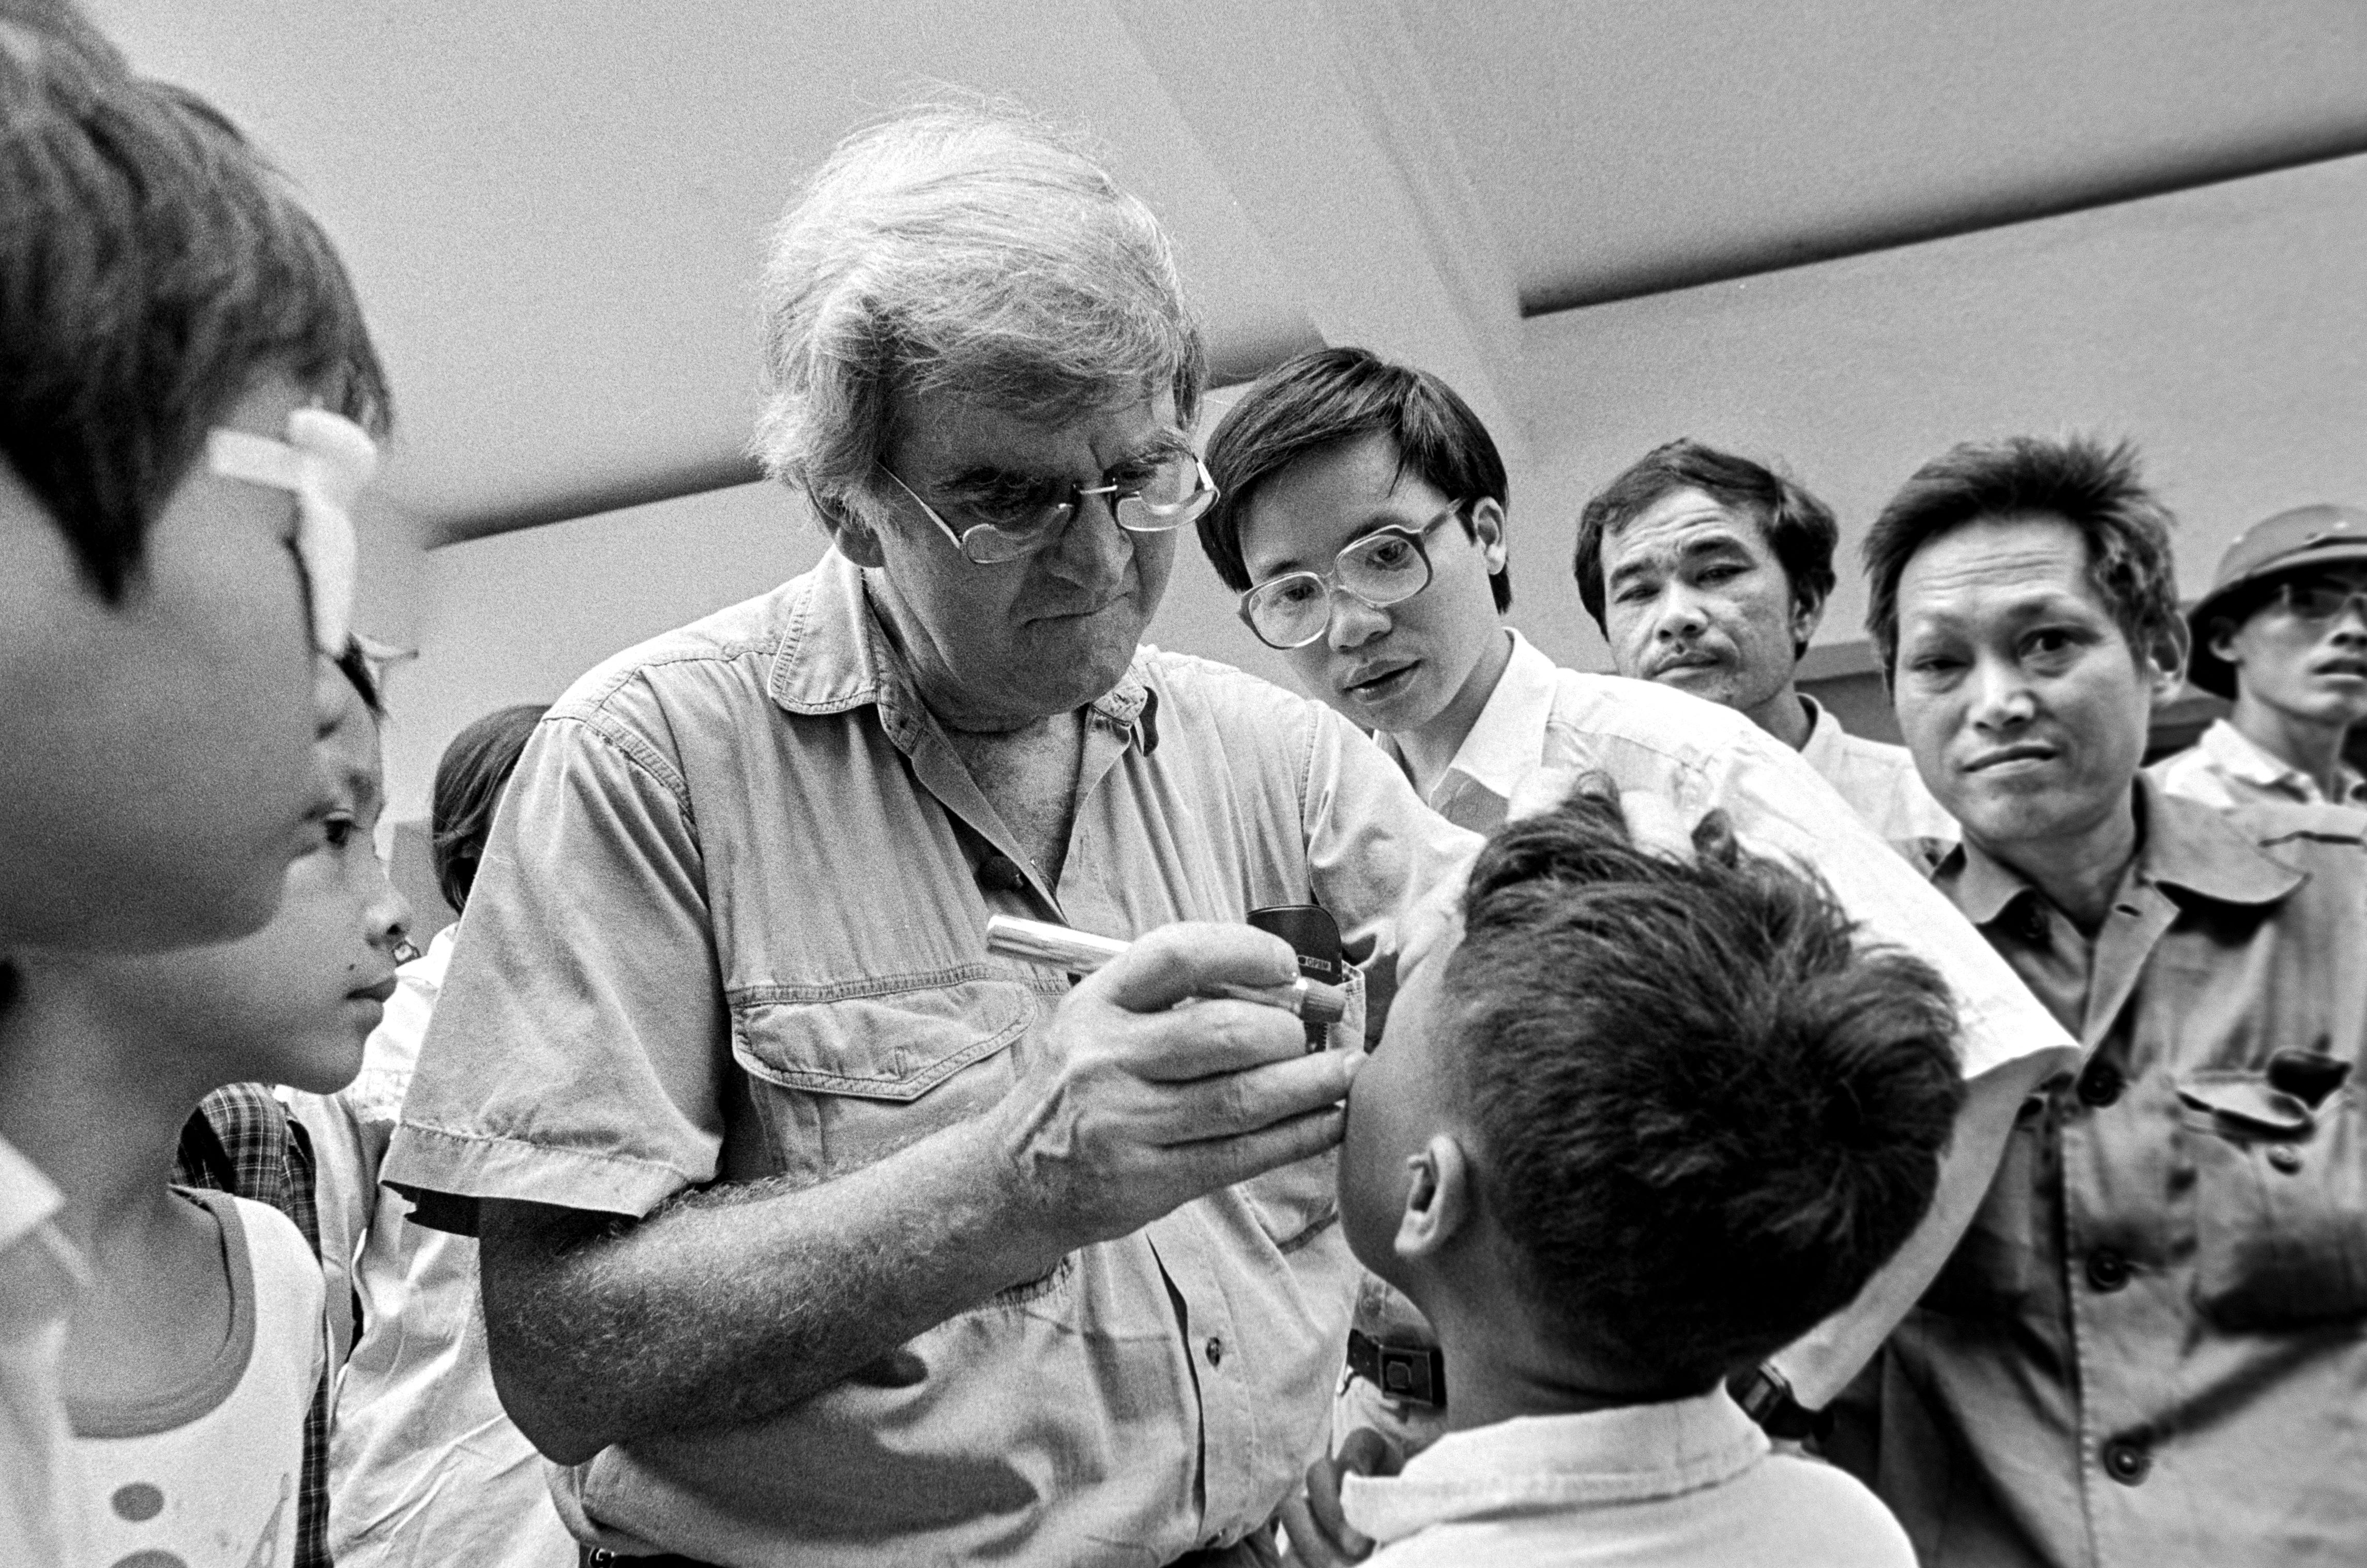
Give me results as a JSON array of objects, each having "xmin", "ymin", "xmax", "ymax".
[
  {"xmin": 2273, "ymin": 579, "xmax": 2367, "ymax": 624},
  {"xmin": 1238, "ymin": 502, "xmax": 1466, "ymax": 650},
  {"xmin": 879, "ymin": 451, "xmax": 1218, "ymax": 566}
]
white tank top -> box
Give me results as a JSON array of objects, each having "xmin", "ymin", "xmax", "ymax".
[{"xmin": 70, "ymin": 1188, "xmax": 326, "ymax": 1568}]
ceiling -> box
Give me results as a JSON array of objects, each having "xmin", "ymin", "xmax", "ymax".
[{"xmin": 86, "ymin": 1, "xmax": 2367, "ymax": 547}]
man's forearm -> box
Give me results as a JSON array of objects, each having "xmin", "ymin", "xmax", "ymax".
[
  {"xmin": 480, "ymin": 1114, "xmax": 1061, "ymax": 1464},
  {"xmin": 1767, "ymin": 1057, "xmax": 2037, "ymax": 1407}
]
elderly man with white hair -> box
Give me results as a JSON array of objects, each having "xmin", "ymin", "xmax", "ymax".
[{"xmin": 382, "ymin": 108, "xmax": 1474, "ymax": 1567}]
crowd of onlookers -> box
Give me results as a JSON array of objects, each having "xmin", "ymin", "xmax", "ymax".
[{"xmin": 6, "ymin": 5, "xmax": 2366, "ymax": 1568}]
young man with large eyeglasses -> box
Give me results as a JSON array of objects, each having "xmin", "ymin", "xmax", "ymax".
[
  {"xmin": 2151, "ymin": 505, "xmax": 2367, "ymax": 811},
  {"xmin": 1196, "ymin": 348, "xmax": 2075, "ymax": 1544}
]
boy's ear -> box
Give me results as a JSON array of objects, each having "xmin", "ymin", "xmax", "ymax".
[
  {"xmin": 1393, "ymin": 1134, "xmax": 1474, "ymax": 1265},
  {"xmin": 1467, "ymin": 498, "xmax": 1509, "ymax": 576}
]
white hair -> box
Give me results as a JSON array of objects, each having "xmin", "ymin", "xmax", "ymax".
[{"xmin": 752, "ymin": 104, "xmax": 1206, "ymax": 516}]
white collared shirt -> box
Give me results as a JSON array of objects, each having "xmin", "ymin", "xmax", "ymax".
[
  {"xmin": 1341, "ymin": 1389, "xmax": 1913, "ymax": 1566},
  {"xmin": 2149, "ymin": 717, "xmax": 2367, "ymax": 813},
  {"xmin": 1376, "ymin": 630, "xmax": 2068, "ymax": 1088},
  {"xmin": 1797, "ymin": 694, "xmax": 1959, "ymax": 848},
  {"xmin": 1, "ymin": 1133, "xmax": 83, "ymax": 1568}
]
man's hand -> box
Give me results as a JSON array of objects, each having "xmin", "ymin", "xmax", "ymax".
[
  {"xmin": 989, "ymin": 922, "xmax": 1364, "ymax": 1250},
  {"xmin": 1280, "ymin": 1426, "xmax": 1400, "ymax": 1566}
]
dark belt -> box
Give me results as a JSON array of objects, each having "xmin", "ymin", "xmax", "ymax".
[{"xmin": 581, "ymin": 1549, "xmax": 724, "ymax": 1568}]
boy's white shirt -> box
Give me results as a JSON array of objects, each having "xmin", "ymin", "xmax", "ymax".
[
  {"xmin": 69, "ymin": 1189, "xmax": 325, "ymax": 1568},
  {"xmin": 1375, "ymin": 629, "xmax": 2076, "ymax": 1403},
  {"xmin": 1340, "ymin": 1389, "xmax": 1913, "ymax": 1566},
  {"xmin": 1, "ymin": 1132, "xmax": 84, "ymax": 1568}
]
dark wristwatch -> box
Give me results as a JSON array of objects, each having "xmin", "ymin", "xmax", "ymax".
[
  {"xmin": 1728, "ymin": 1363, "xmax": 1830, "ymax": 1442},
  {"xmin": 1346, "ymin": 1328, "xmax": 1447, "ymax": 1408}
]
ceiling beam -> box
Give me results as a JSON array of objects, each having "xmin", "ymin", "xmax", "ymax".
[{"xmin": 1108, "ymin": 0, "xmax": 1528, "ymax": 467}]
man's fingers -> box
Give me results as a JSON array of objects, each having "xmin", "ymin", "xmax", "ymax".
[
  {"xmin": 1165, "ymin": 1105, "xmax": 1347, "ymax": 1190},
  {"xmin": 1086, "ymin": 922, "xmax": 1300, "ymax": 1015},
  {"xmin": 1336, "ymin": 1425, "xmax": 1402, "ymax": 1480},
  {"xmin": 1121, "ymin": 996, "xmax": 1313, "ymax": 1082},
  {"xmin": 1303, "ymin": 1436, "xmax": 1381, "ymax": 1560},
  {"xmin": 1155, "ymin": 1049, "xmax": 1362, "ymax": 1138}
]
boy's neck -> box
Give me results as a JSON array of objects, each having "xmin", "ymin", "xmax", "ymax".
[
  {"xmin": 0, "ymin": 968, "xmax": 222, "ymax": 1250},
  {"xmin": 1416, "ymin": 1267, "xmax": 1679, "ymax": 1435},
  {"xmin": 1394, "ymin": 627, "xmax": 1516, "ymax": 800}
]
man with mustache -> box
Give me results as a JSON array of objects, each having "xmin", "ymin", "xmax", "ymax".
[
  {"xmin": 1576, "ymin": 440, "xmax": 1955, "ymax": 847},
  {"xmin": 2151, "ymin": 505, "xmax": 2367, "ymax": 812},
  {"xmin": 1834, "ymin": 434, "xmax": 2367, "ymax": 1565}
]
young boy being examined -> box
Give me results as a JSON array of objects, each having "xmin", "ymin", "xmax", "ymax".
[
  {"xmin": 1290, "ymin": 792, "xmax": 1963, "ymax": 1565},
  {"xmin": 0, "ymin": 657, "xmax": 409, "ymax": 1567},
  {"xmin": 1201, "ymin": 346, "xmax": 2069, "ymax": 1443},
  {"xmin": 0, "ymin": 16, "xmax": 389, "ymax": 1559}
]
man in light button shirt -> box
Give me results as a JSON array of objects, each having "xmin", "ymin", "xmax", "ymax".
[
  {"xmin": 1575, "ymin": 438, "xmax": 1955, "ymax": 849},
  {"xmin": 1199, "ymin": 347, "xmax": 2072, "ymax": 1449},
  {"xmin": 382, "ymin": 109, "xmax": 1478, "ymax": 1568}
]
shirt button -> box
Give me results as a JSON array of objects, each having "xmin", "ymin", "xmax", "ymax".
[
  {"xmin": 2269, "ymin": 1144, "xmax": 2304, "ymax": 1174},
  {"xmin": 2102, "ymin": 1435, "xmax": 2151, "ymax": 1485},
  {"xmin": 2086, "ymin": 1247, "xmax": 2131, "ymax": 1292},
  {"xmin": 975, "ymin": 854, "xmax": 1028, "ymax": 894},
  {"xmin": 1205, "ymin": 1336, "xmax": 1224, "ymax": 1367},
  {"xmin": 2077, "ymin": 1062, "xmax": 2125, "ymax": 1108}
]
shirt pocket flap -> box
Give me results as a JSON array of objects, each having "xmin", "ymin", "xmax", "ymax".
[
  {"xmin": 731, "ymin": 981, "xmax": 1035, "ymax": 1103},
  {"xmin": 2176, "ymin": 1070, "xmax": 2315, "ymax": 1137}
]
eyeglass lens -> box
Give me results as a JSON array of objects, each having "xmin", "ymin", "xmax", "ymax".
[
  {"xmin": 1246, "ymin": 528, "xmax": 1435, "ymax": 648},
  {"xmin": 958, "ymin": 452, "xmax": 1211, "ymax": 563},
  {"xmin": 2280, "ymin": 580, "xmax": 2367, "ymax": 622}
]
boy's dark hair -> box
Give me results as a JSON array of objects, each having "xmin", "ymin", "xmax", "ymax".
[
  {"xmin": 1573, "ymin": 440, "xmax": 1838, "ymax": 656},
  {"xmin": 0, "ymin": 24, "xmax": 389, "ymax": 600},
  {"xmin": 1446, "ymin": 790, "xmax": 1963, "ymax": 1393},
  {"xmin": 430, "ymin": 704, "xmax": 547, "ymax": 913},
  {"xmin": 1199, "ymin": 346, "xmax": 1512, "ymax": 612},
  {"xmin": 1862, "ymin": 434, "xmax": 2179, "ymax": 684}
]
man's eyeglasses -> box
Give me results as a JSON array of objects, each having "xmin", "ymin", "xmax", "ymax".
[
  {"xmin": 1237, "ymin": 502, "xmax": 1466, "ymax": 650},
  {"xmin": 878, "ymin": 449, "xmax": 1218, "ymax": 566},
  {"xmin": 2271, "ymin": 579, "xmax": 2367, "ymax": 626},
  {"xmin": 206, "ymin": 408, "xmax": 378, "ymax": 655}
]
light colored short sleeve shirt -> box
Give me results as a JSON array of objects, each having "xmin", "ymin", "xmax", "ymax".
[
  {"xmin": 383, "ymin": 551, "xmax": 1477, "ymax": 1567},
  {"xmin": 1797, "ymin": 694, "xmax": 1959, "ymax": 849},
  {"xmin": 2148, "ymin": 716, "xmax": 2367, "ymax": 813},
  {"xmin": 1, "ymin": 1133, "xmax": 82, "ymax": 1568},
  {"xmin": 1341, "ymin": 1390, "xmax": 1914, "ymax": 1567},
  {"xmin": 70, "ymin": 1190, "xmax": 325, "ymax": 1568}
]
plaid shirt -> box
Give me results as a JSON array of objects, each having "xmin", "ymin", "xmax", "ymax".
[{"xmin": 174, "ymin": 1084, "xmax": 333, "ymax": 1568}]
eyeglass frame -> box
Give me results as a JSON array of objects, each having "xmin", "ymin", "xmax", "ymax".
[
  {"xmin": 1236, "ymin": 500, "xmax": 1469, "ymax": 650},
  {"xmin": 875, "ymin": 451, "xmax": 1218, "ymax": 567}
]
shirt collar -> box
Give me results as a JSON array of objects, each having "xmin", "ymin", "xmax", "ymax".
[
  {"xmin": 2197, "ymin": 717, "xmax": 2367, "ymax": 803},
  {"xmin": 1937, "ymin": 773, "xmax": 2303, "ymax": 927},
  {"xmin": 1380, "ymin": 628, "xmax": 1555, "ymax": 812},
  {"xmin": 1338, "ymin": 1389, "xmax": 1768, "ymax": 1545},
  {"xmin": 1796, "ymin": 692, "xmax": 1841, "ymax": 768},
  {"xmin": 764, "ymin": 549, "xmax": 1154, "ymax": 754}
]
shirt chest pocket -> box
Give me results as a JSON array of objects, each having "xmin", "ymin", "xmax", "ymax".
[
  {"xmin": 730, "ymin": 981, "xmax": 1039, "ymax": 1186},
  {"xmin": 2178, "ymin": 1059, "xmax": 2367, "ymax": 1330}
]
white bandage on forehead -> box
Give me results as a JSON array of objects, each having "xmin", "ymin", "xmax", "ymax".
[{"xmin": 205, "ymin": 408, "xmax": 378, "ymax": 654}]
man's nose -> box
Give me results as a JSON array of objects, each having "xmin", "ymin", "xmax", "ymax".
[
  {"xmin": 1043, "ymin": 489, "xmax": 1131, "ymax": 584},
  {"xmin": 2331, "ymin": 595, "xmax": 2367, "ymax": 640},
  {"xmin": 1652, "ymin": 587, "xmax": 1709, "ymax": 641},
  {"xmin": 1326, "ymin": 587, "xmax": 1390, "ymax": 651},
  {"xmin": 1968, "ymin": 653, "xmax": 2037, "ymax": 729}
]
